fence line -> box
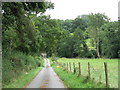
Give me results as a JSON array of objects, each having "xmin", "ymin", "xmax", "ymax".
[{"xmin": 56, "ymin": 61, "xmax": 109, "ymax": 88}]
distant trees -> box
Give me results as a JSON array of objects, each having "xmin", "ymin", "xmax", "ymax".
[
  {"xmin": 57, "ymin": 31, "xmax": 75, "ymax": 58},
  {"xmin": 100, "ymin": 22, "xmax": 119, "ymax": 58},
  {"xmin": 3, "ymin": 2, "xmax": 120, "ymax": 88},
  {"xmin": 73, "ymin": 28, "xmax": 89, "ymax": 58},
  {"xmin": 2, "ymin": 2, "xmax": 120, "ymax": 87},
  {"xmin": 57, "ymin": 13, "xmax": 119, "ymax": 58},
  {"xmin": 61, "ymin": 19, "xmax": 73, "ymax": 32},
  {"xmin": 87, "ymin": 13, "xmax": 109, "ymax": 58},
  {"xmin": 2, "ymin": 2, "xmax": 119, "ymax": 58}
]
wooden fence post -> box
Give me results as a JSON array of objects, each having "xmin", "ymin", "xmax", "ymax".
[
  {"xmin": 58, "ymin": 62, "xmax": 60, "ymax": 66},
  {"xmin": 99, "ymin": 75, "xmax": 102, "ymax": 83},
  {"xmin": 78, "ymin": 62, "xmax": 81, "ymax": 76},
  {"xmin": 88, "ymin": 62, "xmax": 91, "ymax": 79},
  {"xmin": 104, "ymin": 62, "xmax": 109, "ymax": 88},
  {"xmin": 67, "ymin": 62, "xmax": 68, "ymax": 71},
  {"xmin": 68, "ymin": 62, "xmax": 69, "ymax": 71},
  {"xmin": 69, "ymin": 62, "xmax": 71, "ymax": 72},
  {"xmin": 73, "ymin": 62, "xmax": 76, "ymax": 74},
  {"xmin": 61, "ymin": 63, "xmax": 63, "ymax": 67},
  {"xmin": 65, "ymin": 63, "xmax": 67, "ymax": 70},
  {"xmin": 60, "ymin": 62, "xmax": 62, "ymax": 66},
  {"xmin": 64, "ymin": 63, "xmax": 66, "ymax": 70},
  {"xmin": 63, "ymin": 63, "xmax": 65, "ymax": 67}
]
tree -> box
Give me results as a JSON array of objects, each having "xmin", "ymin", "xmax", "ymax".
[
  {"xmin": 2, "ymin": 2, "xmax": 54, "ymax": 54},
  {"xmin": 73, "ymin": 28, "xmax": 89, "ymax": 57},
  {"xmin": 61, "ymin": 19, "xmax": 73, "ymax": 32},
  {"xmin": 87, "ymin": 13, "xmax": 109, "ymax": 57},
  {"xmin": 57, "ymin": 31, "xmax": 76, "ymax": 58},
  {"xmin": 32, "ymin": 16, "xmax": 63, "ymax": 56},
  {"xmin": 72, "ymin": 16, "xmax": 87, "ymax": 32},
  {"xmin": 100, "ymin": 22, "xmax": 119, "ymax": 58}
]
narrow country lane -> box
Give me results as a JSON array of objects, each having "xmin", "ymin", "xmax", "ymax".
[{"xmin": 26, "ymin": 58, "xmax": 67, "ymax": 89}]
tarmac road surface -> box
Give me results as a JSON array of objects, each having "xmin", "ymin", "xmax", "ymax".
[{"xmin": 26, "ymin": 58, "xmax": 67, "ymax": 89}]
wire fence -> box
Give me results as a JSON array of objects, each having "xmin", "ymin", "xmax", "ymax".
[{"xmin": 56, "ymin": 61, "xmax": 118, "ymax": 88}]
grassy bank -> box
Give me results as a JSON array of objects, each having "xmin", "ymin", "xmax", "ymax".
[
  {"xmin": 52, "ymin": 64, "xmax": 105, "ymax": 88},
  {"xmin": 2, "ymin": 51, "xmax": 43, "ymax": 87},
  {"xmin": 4, "ymin": 67, "xmax": 42, "ymax": 88},
  {"xmin": 57, "ymin": 58, "xmax": 118, "ymax": 88}
]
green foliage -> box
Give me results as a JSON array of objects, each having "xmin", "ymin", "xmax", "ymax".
[
  {"xmin": 58, "ymin": 13, "xmax": 119, "ymax": 58},
  {"xmin": 86, "ymin": 13, "xmax": 109, "ymax": 58},
  {"xmin": 51, "ymin": 57, "xmax": 59, "ymax": 62},
  {"xmin": 3, "ymin": 2, "xmax": 119, "ymax": 59},
  {"xmin": 32, "ymin": 16, "xmax": 63, "ymax": 56},
  {"xmin": 3, "ymin": 2, "xmax": 119, "ymax": 58},
  {"xmin": 61, "ymin": 19, "xmax": 73, "ymax": 32},
  {"xmin": 2, "ymin": 51, "xmax": 43, "ymax": 86},
  {"xmin": 2, "ymin": 1, "xmax": 55, "ymax": 87},
  {"xmin": 58, "ymin": 32, "xmax": 76, "ymax": 58},
  {"xmin": 73, "ymin": 28, "xmax": 89, "ymax": 57},
  {"xmin": 2, "ymin": 2, "xmax": 54, "ymax": 54},
  {"xmin": 2, "ymin": 26, "xmax": 18, "ymax": 52},
  {"xmin": 72, "ymin": 16, "xmax": 87, "ymax": 31},
  {"xmin": 100, "ymin": 22, "xmax": 119, "ymax": 58},
  {"xmin": 2, "ymin": 2, "xmax": 119, "ymax": 87}
]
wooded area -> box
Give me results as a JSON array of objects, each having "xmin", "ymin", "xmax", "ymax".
[
  {"xmin": 2, "ymin": 2, "xmax": 120, "ymax": 87},
  {"xmin": 2, "ymin": 2, "xmax": 120, "ymax": 58}
]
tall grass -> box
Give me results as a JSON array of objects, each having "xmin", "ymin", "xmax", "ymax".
[
  {"xmin": 2, "ymin": 51, "xmax": 43, "ymax": 87},
  {"xmin": 4, "ymin": 67, "xmax": 42, "ymax": 88}
]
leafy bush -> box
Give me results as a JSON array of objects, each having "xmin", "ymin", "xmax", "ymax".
[
  {"xmin": 51, "ymin": 55, "xmax": 59, "ymax": 62},
  {"xmin": 87, "ymin": 49, "xmax": 97, "ymax": 58},
  {"xmin": 34, "ymin": 56, "xmax": 44, "ymax": 67},
  {"xmin": 2, "ymin": 51, "xmax": 42, "ymax": 86}
]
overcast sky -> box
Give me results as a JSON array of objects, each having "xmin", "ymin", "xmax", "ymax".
[{"xmin": 44, "ymin": 0, "xmax": 119, "ymax": 21}]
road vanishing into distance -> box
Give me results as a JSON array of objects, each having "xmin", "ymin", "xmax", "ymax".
[{"xmin": 26, "ymin": 58, "xmax": 67, "ymax": 89}]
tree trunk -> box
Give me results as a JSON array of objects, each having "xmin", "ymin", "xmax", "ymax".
[{"xmin": 96, "ymin": 28, "xmax": 100, "ymax": 58}]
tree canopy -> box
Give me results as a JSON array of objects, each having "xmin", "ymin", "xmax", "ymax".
[{"xmin": 2, "ymin": 2, "xmax": 120, "ymax": 58}]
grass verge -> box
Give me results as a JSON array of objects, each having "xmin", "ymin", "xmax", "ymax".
[
  {"xmin": 52, "ymin": 64, "xmax": 105, "ymax": 88},
  {"xmin": 57, "ymin": 58, "xmax": 118, "ymax": 88},
  {"xmin": 4, "ymin": 67, "xmax": 42, "ymax": 88}
]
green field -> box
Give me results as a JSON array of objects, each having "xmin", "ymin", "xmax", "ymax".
[{"xmin": 57, "ymin": 58, "xmax": 118, "ymax": 88}]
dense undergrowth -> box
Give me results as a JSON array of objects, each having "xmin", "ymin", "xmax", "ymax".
[
  {"xmin": 2, "ymin": 51, "xmax": 43, "ymax": 87},
  {"xmin": 4, "ymin": 67, "xmax": 42, "ymax": 88}
]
